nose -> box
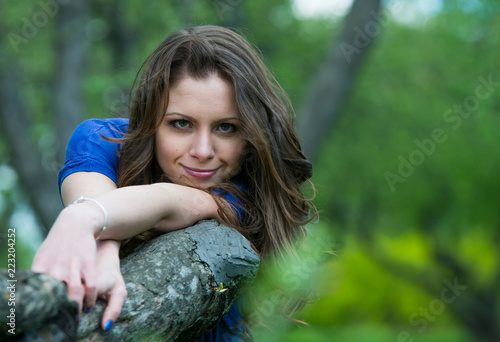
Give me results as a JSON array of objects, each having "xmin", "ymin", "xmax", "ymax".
[{"xmin": 189, "ymin": 129, "xmax": 215, "ymax": 162}]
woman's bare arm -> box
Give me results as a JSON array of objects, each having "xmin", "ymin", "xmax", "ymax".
[
  {"xmin": 58, "ymin": 181, "xmax": 219, "ymax": 241},
  {"xmin": 32, "ymin": 173, "xmax": 219, "ymax": 328}
]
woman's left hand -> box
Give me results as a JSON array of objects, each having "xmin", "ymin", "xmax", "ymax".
[{"xmin": 94, "ymin": 240, "xmax": 128, "ymax": 331}]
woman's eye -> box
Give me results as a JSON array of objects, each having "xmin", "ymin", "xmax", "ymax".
[
  {"xmin": 171, "ymin": 120, "xmax": 191, "ymax": 129},
  {"xmin": 218, "ymin": 123, "xmax": 236, "ymax": 133}
]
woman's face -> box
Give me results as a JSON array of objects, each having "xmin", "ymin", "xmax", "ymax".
[{"xmin": 155, "ymin": 73, "xmax": 246, "ymax": 188}]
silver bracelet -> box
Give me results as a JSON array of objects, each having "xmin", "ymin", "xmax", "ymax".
[{"xmin": 69, "ymin": 196, "xmax": 108, "ymax": 239}]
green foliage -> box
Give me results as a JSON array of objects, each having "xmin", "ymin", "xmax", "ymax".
[
  {"xmin": 242, "ymin": 221, "xmax": 335, "ymax": 340},
  {"xmin": 314, "ymin": 13, "xmax": 500, "ymax": 237},
  {"xmin": 306, "ymin": 4, "xmax": 500, "ymax": 342}
]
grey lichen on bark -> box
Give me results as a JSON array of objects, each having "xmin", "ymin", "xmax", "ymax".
[{"xmin": 0, "ymin": 220, "xmax": 260, "ymax": 341}]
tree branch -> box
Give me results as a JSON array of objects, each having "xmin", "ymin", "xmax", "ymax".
[{"xmin": 0, "ymin": 220, "xmax": 260, "ymax": 341}]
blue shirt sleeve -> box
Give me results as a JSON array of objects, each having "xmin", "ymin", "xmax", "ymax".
[
  {"xmin": 214, "ymin": 188, "xmax": 246, "ymax": 222},
  {"xmin": 195, "ymin": 302, "xmax": 248, "ymax": 341},
  {"xmin": 57, "ymin": 118, "xmax": 129, "ymax": 193}
]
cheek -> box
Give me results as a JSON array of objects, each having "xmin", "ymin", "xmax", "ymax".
[
  {"xmin": 155, "ymin": 134, "xmax": 177, "ymax": 165},
  {"xmin": 157, "ymin": 145, "xmax": 177, "ymax": 163}
]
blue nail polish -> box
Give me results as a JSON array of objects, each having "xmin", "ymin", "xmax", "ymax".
[
  {"xmin": 85, "ymin": 307, "xmax": 91, "ymax": 314},
  {"xmin": 104, "ymin": 320, "xmax": 113, "ymax": 332}
]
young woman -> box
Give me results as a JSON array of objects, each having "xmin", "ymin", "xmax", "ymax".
[{"xmin": 31, "ymin": 25, "xmax": 315, "ymax": 340}]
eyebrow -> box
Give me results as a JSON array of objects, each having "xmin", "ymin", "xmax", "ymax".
[{"xmin": 164, "ymin": 112, "xmax": 241, "ymax": 124}]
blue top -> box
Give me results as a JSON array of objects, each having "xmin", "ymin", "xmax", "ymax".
[{"xmin": 58, "ymin": 118, "xmax": 248, "ymax": 341}]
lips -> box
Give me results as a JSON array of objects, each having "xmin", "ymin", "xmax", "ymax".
[{"xmin": 182, "ymin": 166, "xmax": 219, "ymax": 178}]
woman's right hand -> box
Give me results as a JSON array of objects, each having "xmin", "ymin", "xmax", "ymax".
[
  {"xmin": 33, "ymin": 171, "xmax": 123, "ymax": 315},
  {"xmin": 31, "ymin": 204, "xmax": 101, "ymax": 312}
]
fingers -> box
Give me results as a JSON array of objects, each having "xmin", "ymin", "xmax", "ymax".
[
  {"xmin": 82, "ymin": 262, "xmax": 98, "ymax": 312},
  {"xmin": 30, "ymin": 212, "xmax": 99, "ymax": 315},
  {"xmin": 30, "ymin": 253, "xmax": 44, "ymax": 273},
  {"xmin": 36, "ymin": 259, "xmax": 97, "ymax": 314},
  {"xmin": 33, "ymin": 254, "xmax": 86, "ymax": 312},
  {"xmin": 101, "ymin": 284, "xmax": 128, "ymax": 331},
  {"xmin": 66, "ymin": 267, "xmax": 85, "ymax": 312}
]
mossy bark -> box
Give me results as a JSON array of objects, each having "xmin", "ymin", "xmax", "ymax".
[{"xmin": 0, "ymin": 220, "xmax": 260, "ymax": 341}]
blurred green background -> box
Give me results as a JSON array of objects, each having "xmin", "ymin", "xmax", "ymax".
[{"xmin": 1, "ymin": 0, "xmax": 499, "ymax": 341}]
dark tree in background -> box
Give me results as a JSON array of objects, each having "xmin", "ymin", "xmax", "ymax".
[{"xmin": 297, "ymin": 0, "xmax": 381, "ymax": 161}]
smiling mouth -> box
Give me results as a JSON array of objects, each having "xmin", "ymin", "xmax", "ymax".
[{"xmin": 182, "ymin": 166, "xmax": 219, "ymax": 178}]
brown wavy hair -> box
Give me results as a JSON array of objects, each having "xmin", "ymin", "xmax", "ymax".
[{"xmin": 116, "ymin": 25, "xmax": 316, "ymax": 259}]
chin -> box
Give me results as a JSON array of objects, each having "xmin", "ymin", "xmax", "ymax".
[
  {"xmin": 178, "ymin": 178, "xmax": 216, "ymax": 189},
  {"xmin": 198, "ymin": 180, "xmax": 217, "ymax": 189}
]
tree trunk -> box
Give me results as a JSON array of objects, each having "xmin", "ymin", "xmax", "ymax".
[
  {"xmin": 0, "ymin": 1, "xmax": 90, "ymax": 233},
  {"xmin": 0, "ymin": 220, "xmax": 260, "ymax": 341},
  {"xmin": 0, "ymin": 67, "xmax": 60, "ymax": 232},
  {"xmin": 297, "ymin": 0, "xmax": 382, "ymax": 161},
  {"xmin": 54, "ymin": 0, "xmax": 89, "ymax": 164}
]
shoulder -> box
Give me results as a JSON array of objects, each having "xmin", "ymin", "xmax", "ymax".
[
  {"xmin": 73, "ymin": 118, "xmax": 129, "ymax": 138},
  {"xmin": 58, "ymin": 118, "xmax": 129, "ymax": 190},
  {"xmin": 65, "ymin": 117, "xmax": 130, "ymax": 157}
]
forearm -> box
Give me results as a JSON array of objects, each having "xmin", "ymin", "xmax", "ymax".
[
  {"xmin": 95, "ymin": 239, "xmax": 121, "ymax": 284},
  {"xmin": 64, "ymin": 183, "xmax": 218, "ymax": 241},
  {"xmin": 96, "ymin": 240, "xmax": 121, "ymax": 261}
]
